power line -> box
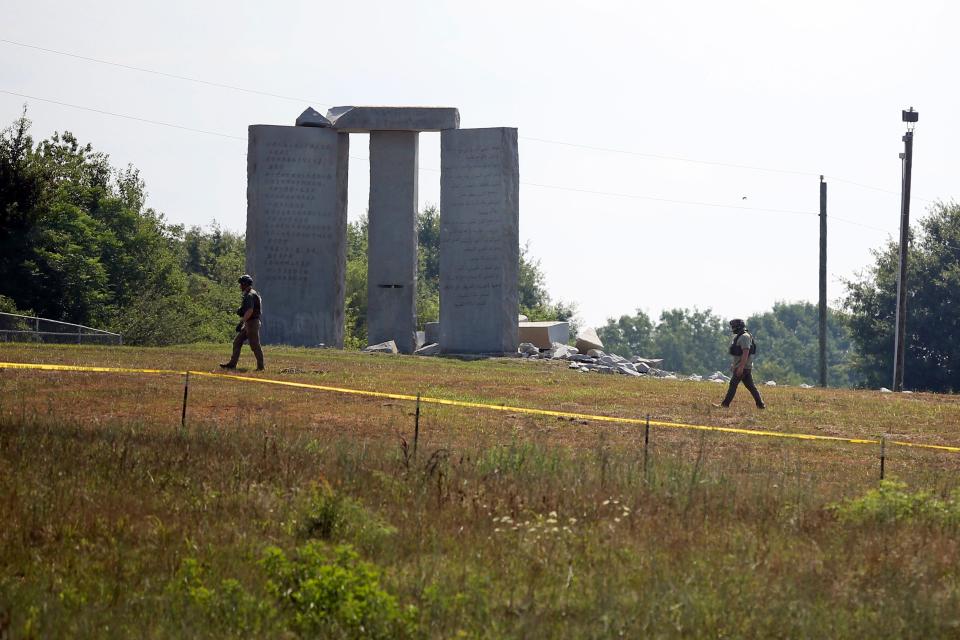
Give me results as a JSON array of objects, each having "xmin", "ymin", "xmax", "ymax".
[
  {"xmin": 520, "ymin": 181, "xmax": 817, "ymax": 216},
  {"xmin": 0, "ymin": 36, "xmax": 940, "ymax": 201},
  {"xmin": 0, "ymin": 90, "xmax": 246, "ymax": 140},
  {"xmin": 0, "ymin": 38, "xmax": 331, "ymax": 107},
  {"xmin": 3, "ymin": 88, "xmax": 824, "ymax": 219},
  {"xmin": 5, "ymin": 87, "xmax": 956, "ymax": 239},
  {"xmin": 518, "ymin": 135, "xmax": 819, "ymax": 178}
]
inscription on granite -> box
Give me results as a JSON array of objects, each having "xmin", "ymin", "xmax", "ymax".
[
  {"xmin": 246, "ymin": 125, "xmax": 348, "ymax": 346},
  {"xmin": 439, "ymin": 127, "xmax": 519, "ymax": 353}
]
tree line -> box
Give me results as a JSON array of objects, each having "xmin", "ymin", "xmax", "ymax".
[{"xmin": 1, "ymin": 114, "xmax": 957, "ymax": 391}]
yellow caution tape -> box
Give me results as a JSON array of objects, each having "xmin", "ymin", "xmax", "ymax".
[{"xmin": 2, "ymin": 361, "xmax": 958, "ymax": 454}]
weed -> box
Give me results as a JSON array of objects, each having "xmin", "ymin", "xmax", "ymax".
[{"xmin": 262, "ymin": 542, "xmax": 418, "ymax": 639}]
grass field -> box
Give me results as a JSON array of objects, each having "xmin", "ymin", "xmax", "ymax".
[{"xmin": 2, "ymin": 343, "xmax": 960, "ymax": 638}]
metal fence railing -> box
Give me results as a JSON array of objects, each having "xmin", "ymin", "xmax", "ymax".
[{"xmin": 0, "ymin": 312, "xmax": 123, "ymax": 345}]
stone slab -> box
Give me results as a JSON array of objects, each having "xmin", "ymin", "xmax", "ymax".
[
  {"xmin": 367, "ymin": 131, "xmax": 419, "ymax": 353},
  {"xmin": 414, "ymin": 342, "xmax": 440, "ymax": 356},
  {"xmin": 246, "ymin": 125, "xmax": 348, "ymax": 347},
  {"xmin": 424, "ymin": 322, "xmax": 440, "ymax": 345},
  {"xmin": 363, "ymin": 340, "xmax": 398, "ymax": 354},
  {"xmin": 575, "ymin": 326, "xmax": 604, "ymax": 354},
  {"xmin": 326, "ymin": 106, "xmax": 459, "ymax": 132},
  {"xmin": 439, "ymin": 127, "xmax": 519, "ymax": 354},
  {"xmin": 518, "ymin": 321, "xmax": 569, "ymax": 349}
]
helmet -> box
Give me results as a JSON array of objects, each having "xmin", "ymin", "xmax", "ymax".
[
  {"xmin": 238, "ymin": 274, "xmax": 254, "ymax": 286},
  {"xmin": 729, "ymin": 318, "xmax": 746, "ymax": 333}
]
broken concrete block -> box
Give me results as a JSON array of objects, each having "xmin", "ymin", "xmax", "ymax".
[
  {"xmin": 575, "ymin": 327, "xmax": 604, "ymax": 354},
  {"xmin": 295, "ymin": 106, "xmax": 333, "ymax": 127},
  {"xmin": 518, "ymin": 342, "xmax": 539, "ymax": 355},
  {"xmin": 363, "ymin": 340, "xmax": 398, "ymax": 354},
  {"xmin": 414, "ymin": 343, "xmax": 441, "ymax": 356},
  {"xmin": 587, "ymin": 349, "xmax": 605, "ymax": 358},
  {"xmin": 518, "ymin": 314, "xmax": 529, "ymax": 322},
  {"xmin": 518, "ymin": 321, "xmax": 569, "ymax": 349},
  {"xmin": 551, "ymin": 343, "xmax": 578, "ymax": 359},
  {"xmin": 635, "ymin": 362, "xmax": 650, "ymax": 373},
  {"xmin": 424, "ymin": 322, "xmax": 440, "ymax": 345}
]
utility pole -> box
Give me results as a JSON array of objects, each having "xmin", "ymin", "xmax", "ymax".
[
  {"xmin": 893, "ymin": 107, "xmax": 918, "ymax": 392},
  {"xmin": 818, "ymin": 176, "xmax": 827, "ymax": 388}
]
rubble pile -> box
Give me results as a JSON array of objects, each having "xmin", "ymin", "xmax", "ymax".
[{"xmin": 520, "ymin": 340, "xmax": 683, "ymax": 378}]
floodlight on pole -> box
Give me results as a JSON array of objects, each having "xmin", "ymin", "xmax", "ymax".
[{"xmin": 893, "ymin": 107, "xmax": 918, "ymax": 392}]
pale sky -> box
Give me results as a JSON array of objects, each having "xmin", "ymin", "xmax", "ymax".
[{"xmin": 2, "ymin": 0, "xmax": 957, "ymax": 329}]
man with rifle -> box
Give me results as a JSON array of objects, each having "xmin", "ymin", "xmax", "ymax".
[{"xmin": 220, "ymin": 274, "xmax": 265, "ymax": 371}]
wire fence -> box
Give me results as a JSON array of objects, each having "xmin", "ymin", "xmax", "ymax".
[{"xmin": 0, "ymin": 312, "xmax": 122, "ymax": 345}]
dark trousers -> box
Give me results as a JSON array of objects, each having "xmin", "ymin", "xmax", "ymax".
[
  {"xmin": 228, "ymin": 319, "xmax": 264, "ymax": 369},
  {"xmin": 722, "ymin": 369, "xmax": 765, "ymax": 407}
]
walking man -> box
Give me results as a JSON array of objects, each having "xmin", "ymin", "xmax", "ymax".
[
  {"xmin": 716, "ymin": 318, "xmax": 765, "ymax": 409},
  {"xmin": 220, "ymin": 274, "xmax": 265, "ymax": 371}
]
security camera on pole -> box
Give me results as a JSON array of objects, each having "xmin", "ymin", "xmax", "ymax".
[{"xmin": 893, "ymin": 107, "xmax": 918, "ymax": 392}]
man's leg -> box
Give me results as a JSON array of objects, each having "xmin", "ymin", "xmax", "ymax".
[
  {"xmin": 741, "ymin": 369, "xmax": 766, "ymax": 408},
  {"xmin": 721, "ymin": 372, "xmax": 743, "ymax": 406},
  {"xmin": 222, "ymin": 328, "xmax": 247, "ymax": 368},
  {"xmin": 247, "ymin": 320, "xmax": 265, "ymax": 370}
]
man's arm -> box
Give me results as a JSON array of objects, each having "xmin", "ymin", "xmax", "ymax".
[
  {"xmin": 242, "ymin": 307, "xmax": 254, "ymax": 323},
  {"xmin": 734, "ymin": 338, "xmax": 750, "ymax": 376},
  {"xmin": 735, "ymin": 351, "xmax": 749, "ymax": 376}
]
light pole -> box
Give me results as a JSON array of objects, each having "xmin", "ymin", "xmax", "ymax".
[{"xmin": 893, "ymin": 107, "xmax": 918, "ymax": 392}]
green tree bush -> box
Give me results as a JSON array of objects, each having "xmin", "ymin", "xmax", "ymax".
[
  {"xmin": 0, "ymin": 111, "xmax": 244, "ymax": 345},
  {"xmin": 844, "ymin": 202, "xmax": 960, "ymax": 391}
]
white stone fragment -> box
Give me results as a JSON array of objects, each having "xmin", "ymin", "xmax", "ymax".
[
  {"xmin": 414, "ymin": 343, "xmax": 441, "ymax": 356},
  {"xmin": 363, "ymin": 340, "xmax": 399, "ymax": 354},
  {"xmin": 518, "ymin": 321, "xmax": 569, "ymax": 349},
  {"xmin": 551, "ymin": 343, "xmax": 578, "ymax": 359},
  {"xmin": 518, "ymin": 342, "xmax": 539, "ymax": 355},
  {"xmin": 575, "ymin": 327, "xmax": 604, "ymax": 354}
]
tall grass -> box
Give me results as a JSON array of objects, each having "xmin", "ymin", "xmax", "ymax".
[{"xmin": 3, "ymin": 403, "xmax": 960, "ymax": 638}]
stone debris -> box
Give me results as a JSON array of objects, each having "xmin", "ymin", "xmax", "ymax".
[
  {"xmin": 518, "ymin": 321, "xmax": 569, "ymax": 349},
  {"xmin": 880, "ymin": 387, "xmax": 892, "ymax": 393},
  {"xmin": 707, "ymin": 371, "xmax": 731, "ymax": 383},
  {"xmin": 765, "ymin": 380, "xmax": 777, "ymax": 386},
  {"xmin": 414, "ymin": 343, "xmax": 441, "ymax": 356},
  {"xmin": 575, "ymin": 327, "xmax": 604, "ymax": 354},
  {"xmin": 632, "ymin": 356, "xmax": 664, "ymax": 367},
  {"xmin": 295, "ymin": 107, "xmax": 333, "ymax": 128},
  {"xmin": 549, "ymin": 343, "xmax": 579, "ymax": 359},
  {"xmin": 519, "ymin": 342, "xmax": 540, "ymax": 356},
  {"xmin": 363, "ymin": 340, "xmax": 398, "ymax": 354},
  {"xmin": 799, "ymin": 383, "xmax": 813, "ymax": 389}
]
